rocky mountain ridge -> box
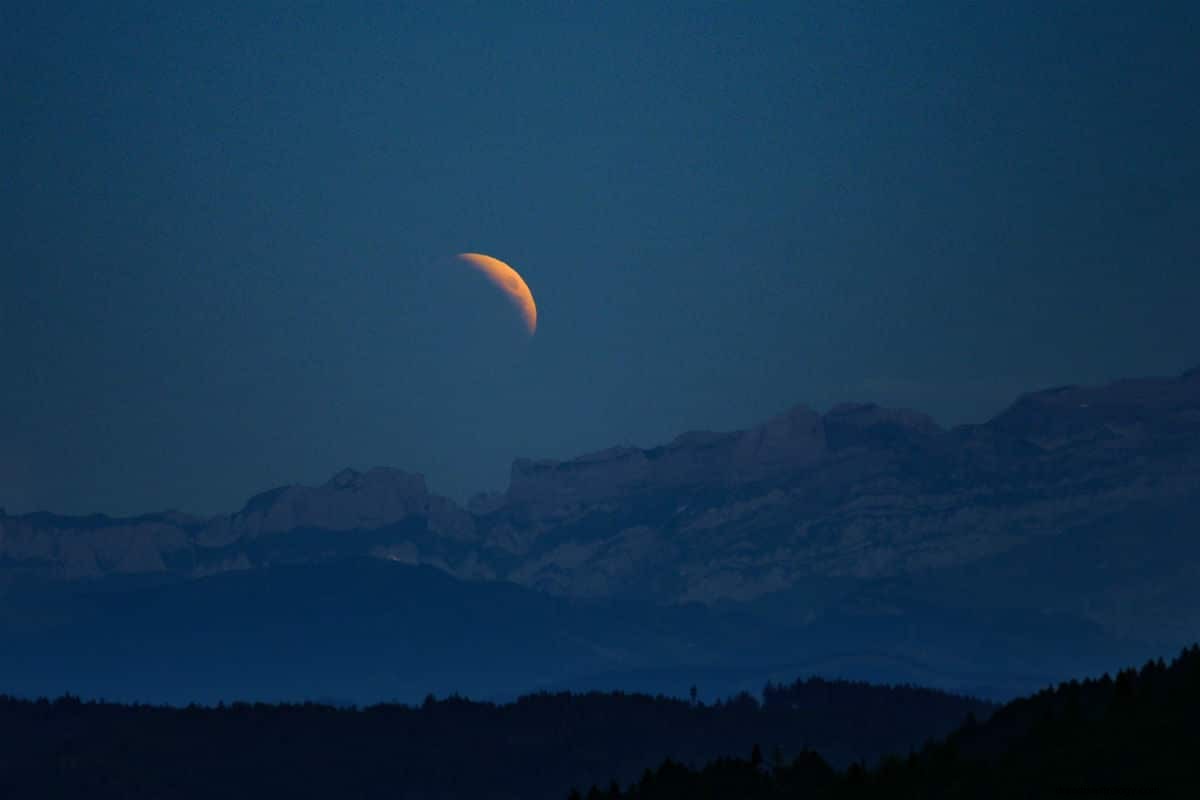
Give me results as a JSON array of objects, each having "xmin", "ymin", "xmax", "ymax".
[{"xmin": 3, "ymin": 366, "xmax": 1199, "ymax": 640}]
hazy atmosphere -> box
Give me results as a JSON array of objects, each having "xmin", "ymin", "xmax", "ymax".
[
  {"xmin": 6, "ymin": 5, "xmax": 1200, "ymax": 797},
  {"xmin": 4, "ymin": 2, "xmax": 1198, "ymax": 516}
]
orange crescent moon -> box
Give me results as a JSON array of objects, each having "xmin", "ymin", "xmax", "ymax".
[{"xmin": 457, "ymin": 252, "xmax": 538, "ymax": 335}]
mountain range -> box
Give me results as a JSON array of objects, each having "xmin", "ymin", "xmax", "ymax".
[{"xmin": 2, "ymin": 365, "xmax": 1199, "ymax": 702}]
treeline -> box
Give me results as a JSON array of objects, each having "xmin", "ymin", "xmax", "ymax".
[
  {"xmin": 0, "ymin": 678, "xmax": 990, "ymax": 799},
  {"xmin": 581, "ymin": 644, "xmax": 1200, "ymax": 798}
]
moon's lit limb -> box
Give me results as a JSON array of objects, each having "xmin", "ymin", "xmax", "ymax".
[{"xmin": 457, "ymin": 253, "xmax": 538, "ymax": 335}]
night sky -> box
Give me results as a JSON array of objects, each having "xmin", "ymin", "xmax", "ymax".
[{"xmin": 3, "ymin": 2, "xmax": 1198, "ymax": 516}]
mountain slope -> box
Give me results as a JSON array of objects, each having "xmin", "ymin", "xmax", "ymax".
[
  {"xmin": 3, "ymin": 365, "xmax": 1199, "ymax": 699},
  {"xmin": 0, "ymin": 559, "xmax": 748, "ymax": 705},
  {"xmin": 5, "ymin": 366, "xmax": 1198, "ymax": 608}
]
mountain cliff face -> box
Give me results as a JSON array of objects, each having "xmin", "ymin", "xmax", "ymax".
[
  {"xmin": 3, "ymin": 366, "xmax": 1199, "ymax": 655},
  {"xmin": 0, "ymin": 467, "xmax": 481, "ymax": 591},
  {"xmin": 476, "ymin": 367, "xmax": 1200, "ymax": 615}
]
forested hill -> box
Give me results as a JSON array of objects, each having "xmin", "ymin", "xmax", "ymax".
[
  {"xmin": 590, "ymin": 644, "xmax": 1200, "ymax": 799},
  {"xmin": 0, "ymin": 679, "xmax": 989, "ymax": 800}
]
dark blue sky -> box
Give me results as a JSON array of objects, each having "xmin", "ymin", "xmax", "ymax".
[{"xmin": 3, "ymin": 1, "xmax": 1198, "ymax": 516}]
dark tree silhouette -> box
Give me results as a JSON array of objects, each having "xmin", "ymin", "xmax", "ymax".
[
  {"xmin": 582, "ymin": 644, "xmax": 1200, "ymax": 799},
  {"xmin": 0, "ymin": 676, "xmax": 991, "ymax": 799}
]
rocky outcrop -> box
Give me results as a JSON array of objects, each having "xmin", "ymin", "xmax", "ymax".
[
  {"xmin": 476, "ymin": 366, "xmax": 1200, "ymax": 612},
  {"xmin": 197, "ymin": 467, "xmax": 475, "ymax": 546},
  {"xmin": 4, "ymin": 365, "xmax": 1200, "ymax": 644},
  {"xmin": 503, "ymin": 405, "xmax": 829, "ymax": 526},
  {"xmin": 0, "ymin": 513, "xmax": 192, "ymax": 582},
  {"xmin": 1, "ymin": 467, "xmax": 477, "ymax": 591}
]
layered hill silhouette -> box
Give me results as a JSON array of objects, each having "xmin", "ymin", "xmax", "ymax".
[
  {"xmin": 3, "ymin": 644, "xmax": 1197, "ymax": 798},
  {"xmin": 0, "ymin": 677, "xmax": 992, "ymax": 800},
  {"xmin": 2, "ymin": 365, "xmax": 1199, "ymax": 701},
  {"xmin": 586, "ymin": 644, "xmax": 1200, "ymax": 799}
]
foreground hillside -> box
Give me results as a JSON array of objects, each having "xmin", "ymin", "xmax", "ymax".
[
  {"xmin": 0, "ymin": 680, "xmax": 990, "ymax": 800},
  {"xmin": 5, "ymin": 646, "xmax": 1197, "ymax": 798},
  {"xmin": 590, "ymin": 645, "xmax": 1200, "ymax": 799}
]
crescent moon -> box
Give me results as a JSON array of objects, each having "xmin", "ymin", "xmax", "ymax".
[{"xmin": 457, "ymin": 252, "xmax": 538, "ymax": 335}]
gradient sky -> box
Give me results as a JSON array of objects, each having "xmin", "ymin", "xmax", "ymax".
[{"xmin": 3, "ymin": 1, "xmax": 1199, "ymax": 516}]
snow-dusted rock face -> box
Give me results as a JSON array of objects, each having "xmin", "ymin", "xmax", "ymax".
[
  {"xmin": 477, "ymin": 366, "xmax": 1200, "ymax": 612},
  {"xmin": 502, "ymin": 405, "xmax": 828, "ymax": 526},
  {"xmin": 1, "ymin": 466, "xmax": 477, "ymax": 588},
  {"xmin": 0, "ymin": 514, "xmax": 192, "ymax": 581},
  {"xmin": 4, "ymin": 365, "xmax": 1200, "ymax": 644},
  {"xmin": 216, "ymin": 467, "xmax": 475, "ymax": 542}
]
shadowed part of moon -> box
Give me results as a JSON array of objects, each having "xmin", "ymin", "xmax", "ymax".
[{"xmin": 457, "ymin": 253, "xmax": 538, "ymax": 334}]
